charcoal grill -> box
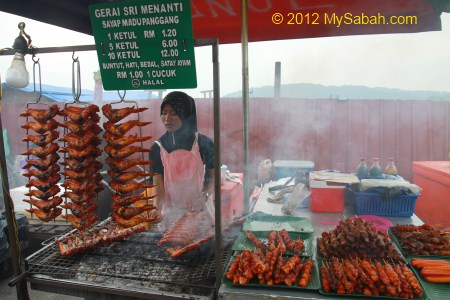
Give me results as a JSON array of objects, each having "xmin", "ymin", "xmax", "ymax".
[{"xmin": 26, "ymin": 228, "xmax": 237, "ymax": 299}]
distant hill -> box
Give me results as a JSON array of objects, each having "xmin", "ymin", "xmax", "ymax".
[{"xmin": 224, "ymin": 83, "xmax": 450, "ymax": 101}]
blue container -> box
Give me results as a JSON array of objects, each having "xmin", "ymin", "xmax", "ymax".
[
  {"xmin": 353, "ymin": 191, "xmax": 420, "ymax": 217},
  {"xmin": 273, "ymin": 160, "xmax": 315, "ymax": 180}
]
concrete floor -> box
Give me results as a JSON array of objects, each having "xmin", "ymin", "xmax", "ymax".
[{"xmin": 1, "ymin": 275, "xmax": 82, "ymax": 300}]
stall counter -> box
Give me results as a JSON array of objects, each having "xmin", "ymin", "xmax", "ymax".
[{"xmin": 218, "ymin": 180, "xmax": 424, "ymax": 300}]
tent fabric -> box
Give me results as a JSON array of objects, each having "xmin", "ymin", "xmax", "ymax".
[{"xmin": 0, "ymin": 0, "xmax": 445, "ymax": 44}]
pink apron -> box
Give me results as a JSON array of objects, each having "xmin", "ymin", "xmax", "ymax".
[{"xmin": 156, "ymin": 133, "xmax": 205, "ymax": 221}]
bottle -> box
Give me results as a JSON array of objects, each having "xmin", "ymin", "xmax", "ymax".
[
  {"xmin": 356, "ymin": 158, "xmax": 369, "ymax": 179},
  {"xmin": 369, "ymin": 158, "xmax": 382, "ymax": 178},
  {"xmin": 384, "ymin": 157, "xmax": 398, "ymax": 175}
]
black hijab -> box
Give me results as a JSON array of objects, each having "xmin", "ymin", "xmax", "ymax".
[{"xmin": 160, "ymin": 91, "xmax": 198, "ymax": 134}]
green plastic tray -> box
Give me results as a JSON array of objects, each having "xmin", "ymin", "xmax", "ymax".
[
  {"xmin": 388, "ymin": 228, "xmax": 450, "ymax": 258},
  {"xmin": 222, "ymin": 255, "xmax": 320, "ymax": 290},
  {"xmin": 317, "ymin": 259, "xmax": 428, "ymax": 299},
  {"xmin": 231, "ymin": 231, "xmax": 313, "ymax": 256},
  {"xmin": 407, "ymin": 256, "xmax": 450, "ymax": 300},
  {"xmin": 243, "ymin": 215, "xmax": 314, "ymax": 233}
]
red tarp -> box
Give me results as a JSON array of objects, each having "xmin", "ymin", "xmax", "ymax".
[{"xmin": 0, "ymin": 0, "xmax": 443, "ymax": 44}]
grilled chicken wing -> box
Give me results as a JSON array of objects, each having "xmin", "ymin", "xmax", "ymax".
[
  {"xmin": 25, "ymin": 173, "xmax": 61, "ymax": 192},
  {"xmin": 109, "ymin": 181, "xmax": 153, "ymax": 194},
  {"xmin": 21, "ymin": 143, "xmax": 59, "ymax": 158},
  {"xmin": 104, "ymin": 144, "xmax": 151, "ymax": 159},
  {"xmin": 103, "ymin": 120, "xmax": 151, "ymax": 137},
  {"xmin": 61, "ymin": 191, "xmax": 95, "ymax": 205},
  {"xmin": 62, "ymin": 105, "xmax": 100, "ymax": 123},
  {"xmin": 25, "ymin": 185, "xmax": 61, "ymax": 200},
  {"xmin": 59, "ymin": 131, "xmax": 100, "ymax": 149},
  {"xmin": 112, "ymin": 193, "xmax": 156, "ymax": 206},
  {"xmin": 23, "ymin": 130, "xmax": 59, "ymax": 147},
  {"xmin": 21, "ymin": 119, "xmax": 61, "ymax": 134},
  {"xmin": 23, "ymin": 196, "xmax": 63, "ymax": 213},
  {"xmin": 102, "ymin": 104, "xmax": 148, "ymax": 123},
  {"xmin": 60, "ymin": 157, "xmax": 102, "ymax": 172},
  {"xmin": 23, "ymin": 164, "xmax": 60, "ymax": 180},
  {"xmin": 103, "ymin": 132, "xmax": 152, "ymax": 148},
  {"xmin": 61, "ymin": 168, "xmax": 99, "ymax": 181},
  {"xmin": 107, "ymin": 169, "xmax": 154, "ymax": 183},
  {"xmin": 22, "ymin": 153, "xmax": 60, "ymax": 171},
  {"xmin": 26, "ymin": 207, "xmax": 62, "ymax": 222},
  {"xmin": 62, "ymin": 120, "xmax": 102, "ymax": 135},
  {"xmin": 111, "ymin": 203, "xmax": 156, "ymax": 220},
  {"xmin": 106, "ymin": 157, "xmax": 153, "ymax": 173},
  {"xmin": 112, "ymin": 213, "xmax": 158, "ymax": 228},
  {"xmin": 20, "ymin": 104, "xmax": 61, "ymax": 122},
  {"xmin": 60, "ymin": 144, "xmax": 101, "ymax": 160},
  {"xmin": 61, "ymin": 200, "xmax": 97, "ymax": 218},
  {"xmin": 61, "ymin": 180, "xmax": 96, "ymax": 194},
  {"xmin": 61, "ymin": 213, "xmax": 98, "ymax": 231}
]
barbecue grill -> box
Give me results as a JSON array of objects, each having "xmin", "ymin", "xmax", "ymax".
[{"xmin": 25, "ymin": 224, "xmax": 237, "ymax": 299}]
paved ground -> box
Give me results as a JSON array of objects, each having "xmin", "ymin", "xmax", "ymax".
[{"xmin": 0, "ymin": 275, "xmax": 82, "ymax": 300}]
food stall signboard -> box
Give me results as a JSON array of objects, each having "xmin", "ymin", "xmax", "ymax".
[{"xmin": 89, "ymin": 0, "xmax": 197, "ymax": 90}]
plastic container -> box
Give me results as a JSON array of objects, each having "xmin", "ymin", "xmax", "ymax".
[
  {"xmin": 220, "ymin": 164, "xmax": 228, "ymax": 185},
  {"xmin": 384, "ymin": 158, "xmax": 398, "ymax": 175},
  {"xmin": 273, "ymin": 160, "xmax": 315, "ymax": 180},
  {"xmin": 350, "ymin": 190, "xmax": 420, "ymax": 217},
  {"xmin": 309, "ymin": 173, "xmax": 346, "ymax": 212},
  {"xmin": 356, "ymin": 158, "xmax": 369, "ymax": 179},
  {"xmin": 413, "ymin": 161, "xmax": 450, "ymax": 227},
  {"xmin": 369, "ymin": 158, "xmax": 383, "ymax": 178}
]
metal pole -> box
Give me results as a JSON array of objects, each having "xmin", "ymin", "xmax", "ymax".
[
  {"xmin": 274, "ymin": 61, "xmax": 281, "ymax": 98},
  {"xmin": 0, "ymin": 84, "xmax": 30, "ymax": 299},
  {"xmin": 241, "ymin": 0, "xmax": 250, "ymax": 214}
]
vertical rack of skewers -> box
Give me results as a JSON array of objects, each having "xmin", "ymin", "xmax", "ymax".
[
  {"xmin": 20, "ymin": 56, "xmax": 63, "ymax": 222},
  {"xmin": 58, "ymin": 53, "xmax": 104, "ymax": 230},
  {"xmin": 101, "ymin": 90, "xmax": 158, "ymax": 228}
]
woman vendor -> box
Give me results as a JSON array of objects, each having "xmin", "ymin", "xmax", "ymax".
[{"xmin": 149, "ymin": 91, "xmax": 215, "ymax": 224}]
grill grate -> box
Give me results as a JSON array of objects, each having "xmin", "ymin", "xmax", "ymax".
[{"xmin": 26, "ymin": 229, "xmax": 236, "ymax": 297}]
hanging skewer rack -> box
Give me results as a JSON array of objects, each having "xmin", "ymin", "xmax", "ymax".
[{"xmin": 2, "ymin": 39, "xmax": 223, "ymax": 299}]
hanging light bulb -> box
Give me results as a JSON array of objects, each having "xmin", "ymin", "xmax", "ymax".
[{"xmin": 5, "ymin": 22, "xmax": 31, "ymax": 88}]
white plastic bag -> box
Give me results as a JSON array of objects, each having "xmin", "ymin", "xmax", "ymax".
[
  {"xmin": 281, "ymin": 183, "xmax": 311, "ymax": 215},
  {"xmin": 257, "ymin": 159, "xmax": 273, "ymax": 181}
]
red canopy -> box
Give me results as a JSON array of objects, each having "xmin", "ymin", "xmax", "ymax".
[
  {"xmin": 0, "ymin": 0, "xmax": 445, "ymax": 44},
  {"xmin": 191, "ymin": 0, "xmax": 442, "ymax": 43}
]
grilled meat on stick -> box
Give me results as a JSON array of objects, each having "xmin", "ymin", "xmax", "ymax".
[
  {"xmin": 103, "ymin": 120, "xmax": 151, "ymax": 137},
  {"xmin": 25, "ymin": 185, "xmax": 61, "ymax": 200},
  {"xmin": 102, "ymin": 104, "xmax": 148, "ymax": 123},
  {"xmin": 23, "ymin": 164, "xmax": 59, "ymax": 180},
  {"xmin": 244, "ymin": 230, "xmax": 267, "ymax": 250},
  {"xmin": 61, "ymin": 157, "xmax": 102, "ymax": 172},
  {"xmin": 104, "ymin": 144, "xmax": 151, "ymax": 159},
  {"xmin": 21, "ymin": 143, "xmax": 59, "ymax": 158},
  {"xmin": 62, "ymin": 105, "xmax": 100, "ymax": 123},
  {"xmin": 112, "ymin": 193, "xmax": 156, "ymax": 206},
  {"xmin": 111, "ymin": 203, "xmax": 156, "ymax": 219},
  {"xmin": 25, "ymin": 174, "xmax": 61, "ymax": 192},
  {"xmin": 22, "ymin": 153, "xmax": 59, "ymax": 171},
  {"xmin": 20, "ymin": 104, "xmax": 61, "ymax": 122},
  {"xmin": 61, "ymin": 200, "xmax": 98, "ymax": 218},
  {"xmin": 109, "ymin": 180, "xmax": 154, "ymax": 194},
  {"xmin": 112, "ymin": 213, "xmax": 159, "ymax": 228},
  {"xmin": 62, "ymin": 119, "xmax": 102, "ymax": 135},
  {"xmin": 107, "ymin": 169, "xmax": 154, "ymax": 183},
  {"xmin": 106, "ymin": 157, "xmax": 153, "ymax": 172},
  {"xmin": 23, "ymin": 130, "xmax": 59, "ymax": 147},
  {"xmin": 103, "ymin": 132, "xmax": 152, "ymax": 148},
  {"xmin": 23, "ymin": 196, "xmax": 62, "ymax": 212},
  {"xmin": 21, "ymin": 119, "xmax": 60, "ymax": 134},
  {"xmin": 26, "ymin": 207, "xmax": 62, "ymax": 222},
  {"xmin": 60, "ymin": 144, "xmax": 101, "ymax": 160},
  {"xmin": 62, "ymin": 213, "xmax": 98, "ymax": 231},
  {"xmin": 59, "ymin": 131, "xmax": 100, "ymax": 149}
]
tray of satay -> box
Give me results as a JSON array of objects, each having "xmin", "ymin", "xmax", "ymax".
[
  {"xmin": 316, "ymin": 218, "xmax": 406, "ymax": 263},
  {"xmin": 407, "ymin": 256, "xmax": 450, "ymax": 300},
  {"xmin": 232, "ymin": 229, "xmax": 313, "ymax": 257},
  {"xmin": 222, "ymin": 250, "xmax": 320, "ymax": 290},
  {"xmin": 243, "ymin": 215, "xmax": 314, "ymax": 233},
  {"xmin": 317, "ymin": 257, "xmax": 428, "ymax": 299},
  {"xmin": 388, "ymin": 224, "xmax": 450, "ymax": 258}
]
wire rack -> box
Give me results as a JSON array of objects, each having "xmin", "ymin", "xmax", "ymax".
[{"xmin": 26, "ymin": 228, "xmax": 237, "ymax": 296}]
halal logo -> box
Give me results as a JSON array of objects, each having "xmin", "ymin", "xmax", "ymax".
[{"xmin": 132, "ymin": 79, "xmax": 140, "ymax": 88}]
